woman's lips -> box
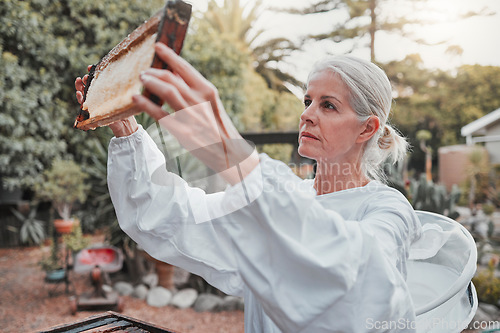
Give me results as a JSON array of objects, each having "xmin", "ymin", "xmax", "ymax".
[{"xmin": 300, "ymin": 131, "xmax": 319, "ymax": 141}]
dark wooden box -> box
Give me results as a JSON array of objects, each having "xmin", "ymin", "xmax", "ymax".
[{"xmin": 39, "ymin": 311, "xmax": 179, "ymax": 333}]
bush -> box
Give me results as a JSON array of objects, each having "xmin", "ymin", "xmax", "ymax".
[{"xmin": 472, "ymin": 257, "xmax": 500, "ymax": 306}]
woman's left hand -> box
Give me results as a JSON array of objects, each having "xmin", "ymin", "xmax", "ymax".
[{"xmin": 132, "ymin": 43, "xmax": 258, "ymax": 185}]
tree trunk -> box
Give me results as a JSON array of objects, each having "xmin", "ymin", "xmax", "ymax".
[
  {"xmin": 425, "ymin": 151, "xmax": 432, "ymax": 182},
  {"xmin": 369, "ymin": 0, "xmax": 377, "ymax": 62}
]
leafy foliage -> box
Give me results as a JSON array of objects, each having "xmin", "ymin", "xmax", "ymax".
[
  {"xmin": 34, "ymin": 160, "xmax": 90, "ymax": 220},
  {"xmin": 241, "ymin": 68, "xmax": 303, "ymax": 132},
  {"xmin": 39, "ymin": 240, "xmax": 63, "ymax": 271},
  {"xmin": 182, "ymin": 17, "xmax": 249, "ymax": 129},
  {"xmin": 182, "ymin": 15, "xmax": 303, "ymax": 133},
  {"xmin": 284, "ymin": 0, "xmax": 491, "ymax": 62},
  {"xmin": 383, "ymin": 56, "xmax": 500, "ymax": 173},
  {"xmin": 10, "ymin": 204, "xmax": 46, "ymax": 245},
  {"xmin": 472, "ymin": 258, "xmax": 500, "ymax": 306},
  {"xmin": 78, "ymin": 134, "xmax": 116, "ymax": 230},
  {"xmin": 62, "ymin": 223, "xmax": 90, "ymax": 253},
  {"xmin": 410, "ymin": 174, "xmax": 461, "ymax": 219},
  {"xmin": 0, "ymin": 0, "xmax": 164, "ymax": 191},
  {"xmin": 204, "ymin": 0, "xmax": 301, "ymax": 90}
]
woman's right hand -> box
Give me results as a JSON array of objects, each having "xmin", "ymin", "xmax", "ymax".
[
  {"xmin": 74, "ymin": 65, "xmax": 92, "ymax": 105},
  {"xmin": 75, "ymin": 66, "xmax": 138, "ymax": 137}
]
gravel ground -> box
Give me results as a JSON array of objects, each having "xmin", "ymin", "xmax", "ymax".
[{"xmin": 0, "ymin": 244, "xmax": 244, "ymax": 333}]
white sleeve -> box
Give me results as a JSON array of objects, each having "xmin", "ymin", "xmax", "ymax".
[{"xmin": 107, "ymin": 125, "xmax": 243, "ymax": 295}]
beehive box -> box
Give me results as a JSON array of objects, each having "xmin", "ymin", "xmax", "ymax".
[{"xmin": 40, "ymin": 311, "xmax": 179, "ymax": 333}]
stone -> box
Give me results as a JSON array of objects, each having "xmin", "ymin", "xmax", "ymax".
[
  {"xmin": 173, "ymin": 267, "xmax": 191, "ymax": 287},
  {"xmin": 114, "ymin": 281, "xmax": 134, "ymax": 296},
  {"xmin": 171, "ymin": 288, "xmax": 198, "ymax": 309},
  {"xmin": 193, "ymin": 293, "xmax": 223, "ymax": 312},
  {"xmin": 481, "ymin": 243, "xmax": 494, "ymax": 253},
  {"xmin": 480, "ymin": 252, "xmax": 495, "ymax": 266},
  {"xmin": 142, "ymin": 273, "xmax": 159, "ymax": 288},
  {"xmin": 471, "ymin": 305, "xmax": 500, "ymax": 330},
  {"xmin": 146, "ymin": 286, "xmax": 172, "ymax": 308},
  {"xmin": 102, "ymin": 284, "xmax": 113, "ymax": 293},
  {"xmin": 132, "ymin": 284, "xmax": 149, "ymax": 300},
  {"xmin": 218, "ymin": 296, "xmax": 244, "ymax": 312},
  {"xmin": 478, "ymin": 303, "xmax": 500, "ymax": 319}
]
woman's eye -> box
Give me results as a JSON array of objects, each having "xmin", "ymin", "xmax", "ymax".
[
  {"xmin": 304, "ymin": 99, "xmax": 311, "ymax": 108},
  {"xmin": 323, "ymin": 101, "xmax": 337, "ymax": 110}
]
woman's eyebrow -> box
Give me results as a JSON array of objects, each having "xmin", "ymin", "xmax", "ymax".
[
  {"xmin": 322, "ymin": 95, "xmax": 343, "ymax": 105},
  {"xmin": 304, "ymin": 94, "xmax": 343, "ymax": 104}
]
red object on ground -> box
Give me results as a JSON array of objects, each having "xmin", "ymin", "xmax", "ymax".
[{"xmin": 74, "ymin": 247, "xmax": 123, "ymax": 274}]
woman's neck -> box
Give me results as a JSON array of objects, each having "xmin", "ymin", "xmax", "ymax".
[{"xmin": 313, "ymin": 161, "xmax": 369, "ymax": 195}]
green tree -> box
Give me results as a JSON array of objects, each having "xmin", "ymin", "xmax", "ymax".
[
  {"xmin": 181, "ymin": 17, "xmax": 249, "ymax": 130},
  {"xmin": 286, "ymin": 0, "xmax": 491, "ymax": 62},
  {"xmin": 416, "ymin": 129, "xmax": 432, "ymax": 181},
  {"xmin": 383, "ymin": 55, "xmax": 500, "ymax": 173},
  {"xmin": 204, "ymin": 0, "xmax": 301, "ymax": 90},
  {"xmin": 0, "ymin": 0, "xmax": 164, "ymax": 191},
  {"xmin": 200, "ymin": 0, "xmax": 304, "ymax": 131}
]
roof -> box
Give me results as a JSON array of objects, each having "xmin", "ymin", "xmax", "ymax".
[
  {"xmin": 241, "ymin": 131, "xmax": 299, "ymax": 145},
  {"xmin": 461, "ymin": 107, "xmax": 500, "ymax": 137}
]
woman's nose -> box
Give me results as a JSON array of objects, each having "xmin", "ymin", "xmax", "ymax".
[{"xmin": 300, "ymin": 103, "xmax": 317, "ymax": 124}]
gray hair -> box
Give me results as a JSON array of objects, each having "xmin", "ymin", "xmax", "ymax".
[{"xmin": 307, "ymin": 55, "xmax": 408, "ymax": 181}]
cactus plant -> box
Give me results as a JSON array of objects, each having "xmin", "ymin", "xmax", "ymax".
[
  {"xmin": 410, "ymin": 174, "xmax": 461, "ymax": 219},
  {"xmin": 383, "ymin": 160, "xmax": 408, "ymax": 197}
]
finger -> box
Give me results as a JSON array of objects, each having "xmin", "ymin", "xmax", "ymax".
[
  {"xmin": 76, "ymin": 91, "xmax": 83, "ymax": 104},
  {"xmin": 143, "ymin": 68, "xmax": 197, "ymax": 105},
  {"xmin": 154, "ymin": 43, "xmax": 206, "ymax": 88},
  {"xmin": 87, "ymin": 65, "xmax": 92, "ymax": 72},
  {"xmin": 75, "ymin": 77, "xmax": 85, "ymax": 92},
  {"xmin": 82, "ymin": 74, "xmax": 89, "ymax": 86},
  {"xmin": 132, "ymin": 95, "xmax": 168, "ymax": 121},
  {"xmin": 140, "ymin": 73, "xmax": 188, "ymax": 111}
]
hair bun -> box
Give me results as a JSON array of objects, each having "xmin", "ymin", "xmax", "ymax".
[{"xmin": 378, "ymin": 125, "xmax": 393, "ymax": 149}]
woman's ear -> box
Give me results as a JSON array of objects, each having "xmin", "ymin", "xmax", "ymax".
[{"xmin": 356, "ymin": 116, "xmax": 380, "ymax": 144}]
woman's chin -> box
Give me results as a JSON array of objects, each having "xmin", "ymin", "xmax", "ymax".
[{"xmin": 298, "ymin": 146, "xmax": 316, "ymax": 160}]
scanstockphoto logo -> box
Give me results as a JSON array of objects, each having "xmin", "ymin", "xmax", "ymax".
[{"xmin": 365, "ymin": 317, "xmax": 500, "ymax": 332}]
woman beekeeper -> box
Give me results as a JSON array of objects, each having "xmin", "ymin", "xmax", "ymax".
[{"xmin": 76, "ymin": 42, "xmax": 422, "ymax": 332}]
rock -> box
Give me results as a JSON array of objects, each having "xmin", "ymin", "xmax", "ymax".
[
  {"xmin": 132, "ymin": 284, "xmax": 149, "ymax": 300},
  {"xmin": 475, "ymin": 220, "xmax": 489, "ymax": 238},
  {"xmin": 102, "ymin": 284, "xmax": 113, "ymax": 293},
  {"xmin": 171, "ymin": 288, "xmax": 198, "ymax": 309},
  {"xmin": 472, "ymin": 305, "xmax": 500, "ymax": 330},
  {"xmin": 193, "ymin": 293, "xmax": 223, "ymax": 312},
  {"xmin": 173, "ymin": 267, "xmax": 191, "ymax": 287},
  {"xmin": 142, "ymin": 273, "xmax": 159, "ymax": 288},
  {"xmin": 114, "ymin": 281, "xmax": 134, "ymax": 296},
  {"xmin": 219, "ymin": 296, "xmax": 244, "ymax": 312},
  {"xmin": 480, "ymin": 252, "xmax": 495, "ymax": 266},
  {"xmin": 481, "ymin": 242, "xmax": 494, "ymax": 254},
  {"xmin": 146, "ymin": 286, "xmax": 172, "ymax": 307},
  {"xmin": 473, "ymin": 306, "xmax": 492, "ymax": 324},
  {"xmin": 478, "ymin": 303, "xmax": 500, "ymax": 319}
]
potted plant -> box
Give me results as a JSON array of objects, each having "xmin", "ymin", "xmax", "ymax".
[
  {"xmin": 39, "ymin": 240, "xmax": 65, "ymax": 281},
  {"xmin": 34, "ymin": 159, "xmax": 90, "ymax": 234},
  {"xmin": 10, "ymin": 202, "xmax": 46, "ymax": 246},
  {"xmin": 63, "ymin": 224, "xmax": 91, "ymax": 253},
  {"xmin": 62, "ymin": 224, "xmax": 91, "ymax": 268}
]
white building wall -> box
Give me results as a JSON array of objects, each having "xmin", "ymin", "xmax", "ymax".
[{"xmin": 485, "ymin": 122, "xmax": 500, "ymax": 164}]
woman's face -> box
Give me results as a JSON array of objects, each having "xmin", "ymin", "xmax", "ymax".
[{"xmin": 298, "ymin": 70, "xmax": 367, "ymax": 164}]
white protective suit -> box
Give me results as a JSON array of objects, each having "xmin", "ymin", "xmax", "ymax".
[{"xmin": 107, "ymin": 126, "xmax": 422, "ymax": 333}]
